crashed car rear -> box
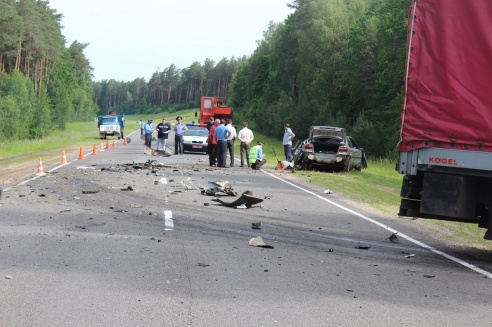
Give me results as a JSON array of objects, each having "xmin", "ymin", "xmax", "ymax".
[{"xmin": 293, "ymin": 126, "xmax": 367, "ymax": 171}]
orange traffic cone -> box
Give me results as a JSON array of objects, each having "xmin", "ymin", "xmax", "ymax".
[
  {"xmin": 92, "ymin": 144, "xmax": 98, "ymax": 155},
  {"xmin": 112, "ymin": 139, "xmax": 116, "ymax": 148},
  {"xmin": 78, "ymin": 147, "xmax": 85, "ymax": 160},
  {"xmin": 100, "ymin": 142, "xmax": 105, "ymax": 152},
  {"xmin": 123, "ymin": 137, "xmax": 128, "ymax": 146},
  {"xmin": 105, "ymin": 140, "xmax": 110, "ymax": 150},
  {"xmin": 61, "ymin": 151, "xmax": 68, "ymax": 165},
  {"xmin": 37, "ymin": 158, "xmax": 45, "ymax": 175}
]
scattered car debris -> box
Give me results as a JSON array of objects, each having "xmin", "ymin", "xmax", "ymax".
[
  {"xmin": 196, "ymin": 263, "xmax": 210, "ymax": 267},
  {"xmin": 423, "ymin": 275, "xmax": 435, "ymax": 278},
  {"xmin": 405, "ymin": 254, "xmax": 415, "ymax": 258},
  {"xmin": 252, "ymin": 222, "xmax": 261, "ymax": 230},
  {"xmin": 323, "ymin": 189, "xmax": 333, "ymax": 194},
  {"xmin": 204, "ymin": 203, "xmax": 210, "ymax": 206},
  {"xmin": 212, "ymin": 191, "xmax": 263, "ymax": 208},
  {"xmin": 355, "ymin": 245, "xmax": 370, "ymax": 250},
  {"xmin": 60, "ymin": 209, "xmax": 71, "ymax": 212},
  {"xmin": 82, "ymin": 190, "xmax": 99, "ymax": 194},
  {"xmin": 249, "ymin": 236, "xmax": 274, "ymax": 249},
  {"xmin": 386, "ymin": 233, "xmax": 399, "ymax": 243},
  {"xmin": 121, "ymin": 186, "xmax": 134, "ymax": 191},
  {"xmin": 202, "ymin": 181, "xmax": 237, "ymax": 196},
  {"xmin": 5, "ymin": 276, "xmax": 12, "ymax": 280},
  {"xmin": 326, "ymin": 249, "xmax": 334, "ymax": 252}
]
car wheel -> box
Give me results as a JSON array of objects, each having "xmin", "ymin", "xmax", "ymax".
[{"xmin": 301, "ymin": 157, "xmax": 311, "ymax": 170}]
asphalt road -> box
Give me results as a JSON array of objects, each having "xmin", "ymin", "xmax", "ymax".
[{"xmin": 1, "ymin": 132, "xmax": 491, "ymax": 327}]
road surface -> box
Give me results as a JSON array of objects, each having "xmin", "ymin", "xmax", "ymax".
[{"xmin": 1, "ymin": 132, "xmax": 491, "ymax": 326}]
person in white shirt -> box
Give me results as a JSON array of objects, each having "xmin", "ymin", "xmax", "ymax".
[
  {"xmin": 225, "ymin": 118, "xmax": 237, "ymax": 167},
  {"xmin": 237, "ymin": 122, "xmax": 254, "ymax": 167},
  {"xmin": 282, "ymin": 123, "xmax": 295, "ymax": 162}
]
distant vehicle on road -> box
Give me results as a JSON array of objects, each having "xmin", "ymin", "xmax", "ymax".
[
  {"xmin": 183, "ymin": 125, "xmax": 208, "ymax": 154},
  {"xmin": 293, "ymin": 126, "xmax": 367, "ymax": 172},
  {"xmin": 97, "ymin": 113, "xmax": 125, "ymax": 139}
]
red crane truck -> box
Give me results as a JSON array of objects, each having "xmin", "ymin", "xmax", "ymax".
[
  {"xmin": 396, "ymin": 0, "xmax": 492, "ymax": 240},
  {"xmin": 197, "ymin": 97, "xmax": 233, "ymax": 124}
]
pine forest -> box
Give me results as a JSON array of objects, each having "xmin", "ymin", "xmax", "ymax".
[{"xmin": 0, "ymin": 0, "xmax": 410, "ymax": 157}]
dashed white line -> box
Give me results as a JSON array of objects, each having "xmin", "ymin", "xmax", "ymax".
[
  {"xmin": 163, "ymin": 210, "xmax": 174, "ymax": 231},
  {"xmin": 262, "ymin": 170, "xmax": 492, "ymax": 279}
]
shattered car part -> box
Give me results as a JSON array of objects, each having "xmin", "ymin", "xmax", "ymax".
[
  {"xmin": 249, "ymin": 236, "xmax": 274, "ymax": 249},
  {"xmin": 212, "ymin": 191, "xmax": 263, "ymax": 208},
  {"xmin": 202, "ymin": 181, "xmax": 237, "ymax": 196}
]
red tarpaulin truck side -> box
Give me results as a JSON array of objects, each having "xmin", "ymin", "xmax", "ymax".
[{"xmin": 397, "ymin": 0, "xmax": 492, "ymax": 240}]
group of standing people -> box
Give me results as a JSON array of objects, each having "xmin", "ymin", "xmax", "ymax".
[
  {"xmin": 141, "ymin": 116, "xmax": 188, "ymax": 154},
  {"xmin": 207, "ymin": 118, "xmax": 238, "ymax": 167},
  {"xmin": 143, "ymin": 115, "xmax": 295, "ymax": 171}
]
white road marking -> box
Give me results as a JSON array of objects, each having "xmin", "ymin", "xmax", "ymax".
[
  {"xmin": 262, "ymin": 170, "xmax": 492, "ymax": 279},
  {"xmin": 163, "ymin": 210, "xmax": 174, "ymax": 231}
]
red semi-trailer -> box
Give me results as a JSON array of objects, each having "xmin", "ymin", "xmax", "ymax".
[{"xmin": 397, "ymin": 0, "xmax": 492, "ymax": 240}]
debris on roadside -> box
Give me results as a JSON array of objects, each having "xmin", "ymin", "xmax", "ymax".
[
  {"xmin": 201, "ymin": 181, "xmax": 237, "ymax": 196},
  {"xmin": 323, "ymin": 189, "xmax": 333, "ymax": 194},
  {"xmin": 386, "ymin": 233, "xmax": 399, "ymax": 243},
  {"xmin": 121, "ymin": 186, "xmax": 134, "ymax": 191},
  {"xmin": 252, "ymin": 222, "xmax": 261, "ymax": 230},
  {"xmin": 212, "ymin": 191, "xmax": 263, "ymax": 208},
  {"xmin": 355, "ymin": 245, "xmax": 371, "ymax": 250},
  {"xmin": 82, "ymin": 190, "xmax": 99, "ymax": 194},
  {"xmin": 76, "ymin": 166, "xmax": 96, "ymax": 170},
  {"xmin": 249, "ymin": 236, "xmax": 274, "ymax": 249}
]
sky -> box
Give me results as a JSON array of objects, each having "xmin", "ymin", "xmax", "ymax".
[{"xmin": 48, "ymin": 0, "xmax": 294, "ymax": 82}]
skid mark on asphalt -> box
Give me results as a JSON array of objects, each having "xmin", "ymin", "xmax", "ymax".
[{"xmin": 262, "ymin": 170, "xmax": 492, "ymax": 279}]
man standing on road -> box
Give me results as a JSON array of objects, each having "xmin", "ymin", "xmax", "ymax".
[
  {"xmin": 215, "ymin": 119, "xmax": 230, "ymax": 167},
  {"xmin": 156, "ymin": 118, "xmax": 171, "ymax": 151},
  {"xmin": 208, "ymin": 119, "xmax": 219, "ymax": 166},
  {"xmin": 143, "ymin": 118, "xmax": 154, "ymax": 148},
  {"xmin": 225, "ymin": 118, "xmax": 237, "ymax": 167},
  {"xmin": 238, "ymin": 122, "xmax": 254, "ymax": 167},
  {"xmin": 174, "ymin": 116, "xmax": 188, "ymax": 155},
  {"xmin": 249, "ymin": 141, "xmax": 266, "ymax": 170},
  {"xmin": 206, "ymin": 117, "xmax": 214, "ymax": 131},
  {"xmin": 282, "ymin": 123, "xmax": 295, "ymax": 162}
]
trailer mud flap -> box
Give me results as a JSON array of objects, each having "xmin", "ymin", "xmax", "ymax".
[{"xmin": 421, "ymin": 173, "xmax": 476, "ymax": 219}]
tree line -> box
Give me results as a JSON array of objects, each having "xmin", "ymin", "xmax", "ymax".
[
  {"xmin": 93, "ymin": 57, "xmax": 246, "ymax": 116},
  {"xmin": 0, "ymin": 0, "xmax": 96, "ymax": 141},
  {"xmin": 229, "ymin": 0, "xmax": 409, "ymax": 157},
  {"xmin": 94, "ymin": 0, "xmax": 409, "ymax": 157},
  {"xmin": 1, "ymin": 0, "xmax": 410, "ymax": 158}
]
